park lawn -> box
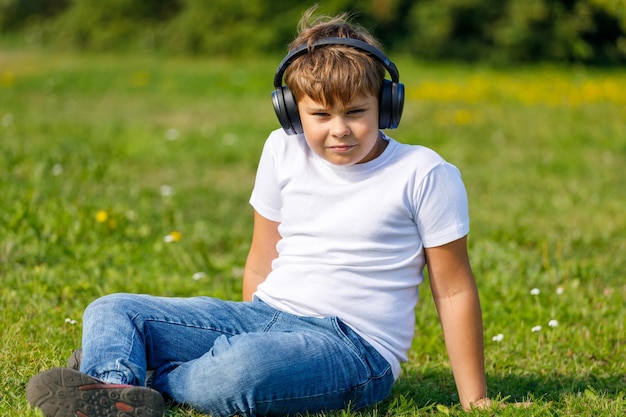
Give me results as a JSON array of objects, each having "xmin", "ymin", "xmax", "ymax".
[{"xmin": 1, "ymin": 48, "xmax": 624, "ymax": 416}]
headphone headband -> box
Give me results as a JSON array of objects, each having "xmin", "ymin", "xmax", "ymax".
[{"xmin": 273, "ymin": 37, "xmax": 400, "ymax": 88}]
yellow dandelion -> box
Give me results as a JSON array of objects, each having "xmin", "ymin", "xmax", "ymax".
[
  {"xmin": 164, "ymin": 231, "xmax": 182, "ymax": 243},
  {"xmin": 132, "ymin": 70, "xmax": 150, "ymax": 87},
  {"xmin": 453, "ymin": 109, "xmax": 472, "ymax": 125},
  {"xmin": 1, "ymin": 71, "xmax": 15, "ymax": 87},
  {"xmin": 95, "ymin": 210, "xmax": 108, "ymax": 223}
]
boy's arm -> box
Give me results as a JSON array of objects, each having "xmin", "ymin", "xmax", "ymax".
[
  {"xmin": 424, "ymin": 236, "xmax": 488, "ymax": 410},
  {"xmin": 242, "ymin": 210, "xmax": 281, "ymax": 301}
]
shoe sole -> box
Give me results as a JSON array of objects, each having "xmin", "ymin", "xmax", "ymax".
[{"xmin": 26, "ymin": 367, "xmax": 165, "ymax": 417}]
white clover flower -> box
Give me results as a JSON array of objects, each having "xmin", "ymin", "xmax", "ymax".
[
  {"xmin": 230, "ymin": 266, "xmax": 245, "ymax": 277},
  {"xmin": 548, "ymin": 319, "xmax": 559, "ymax": 327},
  {"xmin": 165, "ymin": 128, "xmax": 180, "ymax": 141},
  {"xmin": 556, "ymin": 287, "xmax": 564, "ymax": 295},
  {"xmin": 492, "ymin": 333, "xmax": 504, "ymax": 342},
  {"xmin": 531, "ymin": 325, "xmax": 542, "ymax": 332},
  {"xmin": 192, "ymin": 272, "xmax": 207, "ymax": 281},
  {"xmin": 2, "ymin": 112, "xmax": 14, "ymax": 127},
  {"xmin": 65, "ymin": 318, "xmax": 77, "ymax": 325},
  {"xmin": 530, "ymin": 288, "xmax": 540, "ymax": 295},
  {"xmin": 160, "ymin": 184, "xmax": 174, "ymax": 197},
  {"xmin": 222, "ymin": 133, "xmax": 237, "ymax": 146},
  {"xmin": 52, "ymin": 164, "xmax": 63, "ymax": 176},
  {"xmin": 125, "ymin": 210, "xmax": 137, "ymax": 221}
]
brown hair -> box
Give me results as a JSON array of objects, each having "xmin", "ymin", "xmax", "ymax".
[{"xmin": 284, "ymin": 7, "xmax": 386, "ymax": 107}]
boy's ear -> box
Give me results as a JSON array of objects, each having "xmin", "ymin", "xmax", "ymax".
[{"xmin": 272, "ymin": 86, "xmax": 303, "ymax": 135}]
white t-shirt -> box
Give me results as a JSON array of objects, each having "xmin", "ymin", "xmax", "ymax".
[{"xmin": 249, "ymin": 129, "xmax": 470, "ymax": 379}]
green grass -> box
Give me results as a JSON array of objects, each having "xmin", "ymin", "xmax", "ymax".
[{"xmin": 1, "ymin": 47, "xmax": 624, "ymax": 416}]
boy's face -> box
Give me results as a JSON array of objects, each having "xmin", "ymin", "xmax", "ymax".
[{"xmin": 297, "ymin": 93, "xmax": 384, "ymax": 166}]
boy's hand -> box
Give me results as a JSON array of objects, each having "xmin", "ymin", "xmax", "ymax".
[
  {"xmin": 470, "ymin": 398, "xmax": 533, "ymax": 410},
  {"xmin": 469, "ymin": 397, "xmax": 491, "ymax": 409}
]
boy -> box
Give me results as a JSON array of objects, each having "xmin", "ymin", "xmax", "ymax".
[{"xmin": 27, "ymin": 9, "xmax": 489, "ymax": 417}]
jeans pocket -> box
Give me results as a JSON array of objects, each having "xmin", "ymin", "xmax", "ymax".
[
  {"xmin": 331, "ymin": 317, "xmax": 393, "ymax": 377},
  {"xmin": 330, "ymin": 317, "xmax": 395, "ymax": 408}
]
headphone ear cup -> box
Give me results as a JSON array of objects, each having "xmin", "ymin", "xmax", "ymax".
[
  {"xmin": 378, "ymin": 79, "xmax": 393, "ymax": 129},
  {"xmin": 272, "ymin": 86, "xmax": 302, "ymax": 135},
  {"xmin": 283, "ymin": 87, "xmax": 303, "ymax": 135},
  {"xmin": 391, "ymin": 81, "xmax": 404, "ymax": 129},
  {"xmin": 378, "ymin": 79, "xmax": 405, "ymax": 129}
]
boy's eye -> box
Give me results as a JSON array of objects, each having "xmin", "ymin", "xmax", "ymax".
[{"xmin": 308, "ymin": 107, "xmax": 367, "ymax": 118}]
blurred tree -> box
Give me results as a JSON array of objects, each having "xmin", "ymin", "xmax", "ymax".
[
  {"xmin": 584, "ymin": 0, "xmax": 626, "ymax": 61},
  {"xmin": 0, "ymin": 0, "xmax": 69, "ymax": 32},
  {"xmin": 405, "ymin": 0, "xmax": 625, "ymax": 64},
  {"xmin": 162, "ymin": 0, "xmax": 303, "ymax": 55},
  {"xmin": 406, "ymin": 0, "xmax": 502, "ymax": 61},
  {"xmin": 0, "ymin": 0, "xmax": 623, "ymax": 64},
  {"xmin": 46, "ymin": 0, "xmax": 181, "ymax": 49}
]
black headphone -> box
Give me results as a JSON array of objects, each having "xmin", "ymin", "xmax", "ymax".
[{"xmin": 272, "ymin": 37, "xmax": 405, "ymax": 135}]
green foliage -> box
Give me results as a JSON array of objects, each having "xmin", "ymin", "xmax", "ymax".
[
  {"xmin": 407, "ymin": 0, "xmax": 626, "ymax": 64},
  {"xmin": 1, "ymin": 49, "xmax": 625, "ymax": 416},
  {"xmin": 39, "ymin": 0, "xmax": 181, "ymax": 51},
  {"xmin": 0, "ymin": 0, "xmax": 68, "ymax": 32},
  {"xmin": 1, "ymin": 0, "xmax": 625, "ymax": 64},
  {"xmin": 161, "ymin": 0, "xmax": 303, "ymax": 55}
]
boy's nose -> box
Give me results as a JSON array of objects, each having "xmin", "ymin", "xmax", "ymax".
[{"xmin": 330, "ymin": 117, "xmax": 350, "ymax": 137}]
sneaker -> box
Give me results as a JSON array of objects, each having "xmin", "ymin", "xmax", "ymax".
[
  {"xmin": 66, "ymin": 348, "xmax": 155, "ymax": 387},
  {"xmin": 26, "ymin": 367, "xmax": 165, "ymax": 417}
]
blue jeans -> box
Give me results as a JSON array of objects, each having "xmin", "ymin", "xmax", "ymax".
[{"xmin": 80, "ymin": 294, "xmax": 394, "ymax": 416}]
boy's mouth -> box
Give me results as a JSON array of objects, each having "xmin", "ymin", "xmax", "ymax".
[{"xmin": 329, "ymin": 145, "xmax": 356, "ymax": 152}]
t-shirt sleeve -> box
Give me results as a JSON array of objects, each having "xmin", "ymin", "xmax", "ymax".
[
  {"xmin": 414, "ymin": 162, "xmax": 470, "ymax": 248},
  {"xmin": 249, "ymin": 135, "xmax": 282, "ymax": 222}
]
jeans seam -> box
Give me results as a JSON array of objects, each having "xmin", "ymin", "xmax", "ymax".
[
  {"xmin": 254, "ymin": 383, "xmax": 360, "ymax": 406},
  {"xmin": 143, "ymin": 317, "xmax": 241, "ymax": 337},
  {"xmin": 261, "ymin": 310, "xmax": 282, "ymax": 332}
]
